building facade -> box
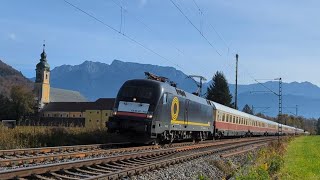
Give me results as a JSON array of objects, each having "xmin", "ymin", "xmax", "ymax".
[{"xmin": 34, "ymin": 44, "xmax": 114, "ymax": 128}]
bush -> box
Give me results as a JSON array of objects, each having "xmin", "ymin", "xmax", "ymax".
[
  {"xmin": 0, "ymin": 125, "xmax": 110, "ymax": 149},
  {"xmin": 268, "ymin": 154, "xmax": 284, "ymax": 175},
  {"xmin": 237, "ymin": 167, "xmax": 269, "ymax": 180}
]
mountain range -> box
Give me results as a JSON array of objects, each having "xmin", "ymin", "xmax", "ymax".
[{"xmin": 33, "ymin": 60, "xmax": 318, "ymax": 118}]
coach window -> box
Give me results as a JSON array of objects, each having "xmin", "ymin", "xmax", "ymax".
[{"xmin": 233, "ymin": 116, "xmax": 235, "ymax": 123}]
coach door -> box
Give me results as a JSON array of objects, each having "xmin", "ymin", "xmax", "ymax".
[{"xmin": 184, "ymin": 99, "xmax": 190, "ymax": 127}]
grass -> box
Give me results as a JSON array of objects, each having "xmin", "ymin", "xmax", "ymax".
[
  {"xmin": 0, "ymin": 125, "xmax": 111, "ymax": 149},
  {"xmin": 235, "ymin": 138, "xmax": 291, "ymax": 180},
  {"xmin": 279, "ymin": 136, "xmax": 320, "ymax": 180}
]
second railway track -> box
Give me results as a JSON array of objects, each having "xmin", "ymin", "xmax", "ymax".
[{"xmin": 0, "ymin": 137, "xmax": 276, "ymax": 179}]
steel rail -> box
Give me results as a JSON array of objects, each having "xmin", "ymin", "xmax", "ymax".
[
  {"xmin": 0, "ymin": 137, "xmax": 276, "ymax": 179},
  {"xmin": 0, "ymin": 138, "xmax": 259, "ymax": 167},
  {"xmin": 84, "ymin": 138, "xmax": 274, "ymax": 180}
]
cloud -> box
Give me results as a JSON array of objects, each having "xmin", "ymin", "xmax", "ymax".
[
  {"xmin": 8, "ymin": 33, "xmax": 16, "ymax": 41},
  {"xmin": 139, "ymin": 0, "xmax": 147, "ymax": 8}
]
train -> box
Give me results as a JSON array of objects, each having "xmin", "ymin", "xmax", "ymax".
[{"xmin": 108, "ymin": 78, "xmax": 306, "ymax": 144}]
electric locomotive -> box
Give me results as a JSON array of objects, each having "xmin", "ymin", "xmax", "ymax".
[{"xmin": 108, "ymin": 78, "xmax": 214, "ymax": 144}]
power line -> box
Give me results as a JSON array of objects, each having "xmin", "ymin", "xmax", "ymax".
[
  {"xmin": 192, "ymin": 0, "xmax": 201, "ymax": 11},
  {"xmin": 110, "ymin": 0, "xmax": 185, "ymax": 56},
  {"xmin": 63, "ymin": 0, "xmax": 185, "ymax": 71},
  {"xmin": 169, "ymin": 0, "xmax": 222, "ymax": 56},
  {"xmin": 111, "ymin": 0, "xmax": 224, "ymax": 78}
]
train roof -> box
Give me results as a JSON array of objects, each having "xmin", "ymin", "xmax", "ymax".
[{"xmin": 210, "ymin": 101, "xmax": 279, "ymax": 125}]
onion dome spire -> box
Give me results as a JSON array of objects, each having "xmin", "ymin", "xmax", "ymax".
[{"xmin": 36, "ymin": 41, "xmax": 50, "ymax": 70}]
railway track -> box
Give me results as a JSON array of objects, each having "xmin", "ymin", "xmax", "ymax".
[{"xmin": 0, "ymin": 137, "xmax": 276, "ymax": 179}]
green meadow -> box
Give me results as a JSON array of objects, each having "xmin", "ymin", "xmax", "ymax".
[{"xmin": 279, "ymin": 136, "xmax": 320, "ymax": 179}]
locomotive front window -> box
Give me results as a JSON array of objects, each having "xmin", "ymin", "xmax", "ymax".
[
  {"xmin": 120, "ymin": 86, "xmax": 137, "ymax": 98},
  {"xmin": 120, "ymin": 86, "xmax": 153, "ymax": 99},
  {"xmin": 137, "ymin": 87, "xmax": 153, "ymax": 99}
]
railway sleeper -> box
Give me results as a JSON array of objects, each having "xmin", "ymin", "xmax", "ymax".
[{"xmin": 64, "ymin": 169, "xmax": 90, "ymax": 178}]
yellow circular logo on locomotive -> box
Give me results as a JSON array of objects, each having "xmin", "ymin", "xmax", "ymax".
[{"xmin": 171, "ymin": 97, "xmax": 179, "ymax": 121}]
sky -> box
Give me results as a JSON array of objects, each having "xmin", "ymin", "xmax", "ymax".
[{"xmin": 1, "ymin": 0, "xmax": 320, "ymax": 86}]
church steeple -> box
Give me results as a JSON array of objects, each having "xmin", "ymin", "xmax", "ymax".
[
  {"xmin": 34, "ymin": 42, "xmax": 51, "ymax": 110},
  {"xmin": 40, "ymin": 43, "xmax": 47, "ymax": 61},
  {"xmin": 36, "ymin": 42, "xmax": 50, "ymax": 72}
]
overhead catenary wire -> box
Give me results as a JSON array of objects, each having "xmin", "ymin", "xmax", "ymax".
[
  {"xmin": 63, "ymin": 0, "xmax": 185, "ymax": 72},
  {"xmin": 169, "ymin": 0, "xmax": 222, "ymax": 56},
  {"xmin": 111, "ymin": 0, "xmax": 223, "ymax": 81},
  {"xmin": 187, "ymin": 0, "xmax": 283, "ymax": 99},
  {"xmin": 110, "ymin": 0, "xmax": 186, "ymax": 56}
]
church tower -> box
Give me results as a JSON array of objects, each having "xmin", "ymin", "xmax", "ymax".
[{"xmin": 34, "ymin": 43, "xmax": 50, "ymax": 110}]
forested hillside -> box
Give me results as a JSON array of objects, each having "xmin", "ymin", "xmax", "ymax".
[{"xmin": 0, "ymin": 60, "xmax": 32, "ymax": 97}]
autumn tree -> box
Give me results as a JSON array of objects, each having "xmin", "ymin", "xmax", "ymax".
[
  {"xmin": 206, "ymin": 71, "xmax": 233, "ymax": 107},
  {"xmin": 317, "ymin": 118, "xmax": 320, "ymax": 135},
  {"xmin": 0, "ymin": 94, "xmax": 12, "ymax": 119},
  {"xmin": 10, "ymin": 86, "xmax": 35, "ymax": 121}
]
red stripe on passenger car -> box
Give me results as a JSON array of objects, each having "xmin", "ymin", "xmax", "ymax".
[
  {"xmin": 117, "ymin": 112, "xmax": 147, "ymax": 118},
  {"xmin": 215, "ymin": 121, "xmax": 278, "ymax": 133}
]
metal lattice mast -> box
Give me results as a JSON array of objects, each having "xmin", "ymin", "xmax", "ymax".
[
  {"xmin": 279, "ymin": 78, "xmax": 282, "ymax": 123},
  {"xmin": 277, "ymin": 77, "xmax": 282, "ymax": 143},
  {"xmin": 235, "ymin": 54, "xmax": 239, "ymax": 109}
]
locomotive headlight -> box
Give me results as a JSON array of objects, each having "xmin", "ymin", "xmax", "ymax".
[
  {"xmin": 112, "ymin": 108, "xmax": 118, "ymax": 116},
  {"xmin": 147, "ymin": 112, "xmax": 153, "ymax": 119}
]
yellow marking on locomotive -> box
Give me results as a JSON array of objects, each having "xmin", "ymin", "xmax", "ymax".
[
  {"xmin": 170, "ymin": 97, "xmax": 211, "ymax": 127},
  {"xmin": 171, "ymin": 97, "xmax": 179, "ymax": 121},
  {"xmin": 171, "ymin": 120, "xmax": 211, "ymax": 127}
]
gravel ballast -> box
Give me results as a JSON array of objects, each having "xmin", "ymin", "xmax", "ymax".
[{"xmin": 129, "ymin": 148, "xmax": 260, "ymax": 180}]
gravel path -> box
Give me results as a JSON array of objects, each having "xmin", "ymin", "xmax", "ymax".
[{"xmin": 129, "ymin": 148, "xmax": 260, "ymax": 180}]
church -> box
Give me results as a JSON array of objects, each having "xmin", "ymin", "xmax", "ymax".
[{"xmin": 34, "ymin": 44, "xmax": 114, "ymax": 128}]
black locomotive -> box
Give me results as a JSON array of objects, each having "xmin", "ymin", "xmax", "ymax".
[{"xmin": 108, "ymin": 78, "xmax": 214, "ymax": 144}]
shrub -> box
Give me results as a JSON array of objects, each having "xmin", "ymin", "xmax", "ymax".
[{"xmin": 0, "ymin": 125, "xmax": 109, "ymax": 149}]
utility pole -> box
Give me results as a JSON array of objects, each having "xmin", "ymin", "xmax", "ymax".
[
  {"xmin": 250, "ymin": 77, "xmax": 283, "ymax": 143},
  {"xmin": 275, "ymin": 77, "xmax": 282, "ymax": 143},
  {"xmin": 235, "ymin": 54, "xmax": 239, "ymax": 109},
  {"xmin": 187, "ymin": 75, "xmax": 207, "ymax": 97}
]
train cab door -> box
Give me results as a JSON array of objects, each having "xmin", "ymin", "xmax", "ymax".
[{"xmin": 184, "ymin": 99, "xmax": 190, "ymax": 127}]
